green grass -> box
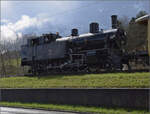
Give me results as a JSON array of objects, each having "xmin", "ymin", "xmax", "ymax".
[
  {"xmin": 0, "ymin": 58, "xmax": 23, "ymax": 75},
  {"xmin": 0, "ymin": 72, "xmax": 149, "ymax": 88},
  {"xmin": 5, "ymin": 58, "xmax": 21, "ymax": 67},
  {"xmin": 0, "ymin": 102, "xmax": 149, "ymax": 114}
]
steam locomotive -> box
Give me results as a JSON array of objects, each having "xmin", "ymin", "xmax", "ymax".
[{"xmin": 21, "ymin": 15, "xmax": 129, "ymax": 75}]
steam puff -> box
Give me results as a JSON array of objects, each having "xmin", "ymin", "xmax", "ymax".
[{"xmin": 1, "ymin": 15, "xmax": 49, "ymax": 41}]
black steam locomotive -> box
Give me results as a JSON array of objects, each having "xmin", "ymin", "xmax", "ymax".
[{"xmin": 21, "ymin": 15, "xmax": 129, "ymax": 75}]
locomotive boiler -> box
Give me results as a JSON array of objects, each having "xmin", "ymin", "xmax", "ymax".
[{"xmin": 21, "ymin": 15, "xmax": 128, "ymax": 75}]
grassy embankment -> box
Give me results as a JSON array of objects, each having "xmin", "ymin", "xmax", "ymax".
[
  {"xmin": 0, "ymin": 102, "xmax": 149, "ymax": 114},
  {"xmin": 0, "ymin": 72, "xmax": 149, "ymax": 88}
]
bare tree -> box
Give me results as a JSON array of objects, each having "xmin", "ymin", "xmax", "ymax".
[{"xmin": 0, "ymin": 41, "xmax": 7, "ymax": 77}]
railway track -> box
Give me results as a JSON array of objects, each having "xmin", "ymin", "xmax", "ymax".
[{"xmin": 0, "ymin": 69, "xmax": 149, "ymax": 78}]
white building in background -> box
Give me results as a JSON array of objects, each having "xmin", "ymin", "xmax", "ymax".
[{"xmin": 136, "ymin": 14, "xmax": 150, "ymax": 56}]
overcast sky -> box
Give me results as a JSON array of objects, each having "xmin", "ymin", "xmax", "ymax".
[{"xmin": 1, "ymin": 0, "xmax": 150, "ymax": 41}]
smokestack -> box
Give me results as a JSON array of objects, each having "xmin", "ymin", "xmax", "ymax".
[
  {"xmin": 111, "ymin": 15, "xmax": 118, "ymax": 29},
  {"xmin": 90, "ymin": 22, "xmax": 99, "ymax": 33},
  {"xmin": 71, "ymin": 28, "xmax": 78, "ymax": 36}
]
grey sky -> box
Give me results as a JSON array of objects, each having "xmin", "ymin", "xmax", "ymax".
[{"xmin": 1, "ymin": 0, "xmax": 150, "ymax": 41}]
